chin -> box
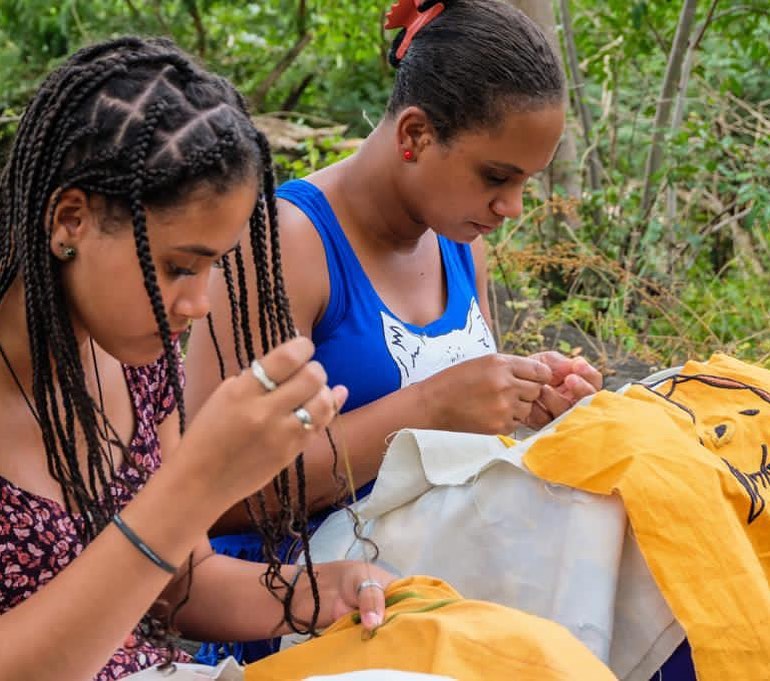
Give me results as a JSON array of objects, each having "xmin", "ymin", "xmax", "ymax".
[
  {"xmin": 116, "ymin": 349, "xmax": 167, "ymax": 368},
  {"xmin": 99, "ymin": 336, "xmax": 167, "ymax": 368},
  {"xmin": 445, "ymin": 229, "xmax": 480, "ymax": 245}
]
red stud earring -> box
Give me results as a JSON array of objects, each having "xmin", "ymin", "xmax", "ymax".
[{"xmin": 403, "ymin": 150, "xmax": 415, "ymax": 161}]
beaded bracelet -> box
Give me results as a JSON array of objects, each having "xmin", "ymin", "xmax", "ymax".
[{"xmin": 112, "ymin": 513, "xmax": 178, "ymax": 575}]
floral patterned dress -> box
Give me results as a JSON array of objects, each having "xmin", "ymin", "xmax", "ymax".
[{"xmin": 0, "ymin": 353, "xmax": 192, "ymax": 679}]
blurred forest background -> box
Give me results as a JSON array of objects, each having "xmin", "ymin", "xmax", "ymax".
[{"xmin": 1, "ymin": 0, "xmax": 769, "ymax": 370}]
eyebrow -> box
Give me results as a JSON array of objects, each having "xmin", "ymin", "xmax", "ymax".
[
  {"xmin": 174, "ymin": 243, "xmax": 239, "ymax": 258},
  {"xmin": 486, "ymin": 161, "xmax": 547, "ymax": 176}
]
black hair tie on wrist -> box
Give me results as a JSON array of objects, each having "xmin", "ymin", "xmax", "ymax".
[{"xmin": 112, "ymin": 513, "xmax": 178, "ymax": 575}]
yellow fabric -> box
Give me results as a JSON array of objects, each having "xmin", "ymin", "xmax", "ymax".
[
  {"xmin": 524, "ymin": 354, "xmax": 770, "ymax": 681},
  {"xmin": 245, "ymin": 576, "xmax": 616, "ymax": 681}
]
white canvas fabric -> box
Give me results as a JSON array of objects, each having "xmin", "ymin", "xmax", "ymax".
[{"xmin": 307, "ymin": 423, "xmax": 684, "ymax": 681}]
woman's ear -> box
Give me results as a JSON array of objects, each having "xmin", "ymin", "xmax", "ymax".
[
  {"xmin": 395, "ymin": 106, "xmax": 437, "ymax": 161},
  {"xmin": 48, "ymin": 188, "xmax": 95, "ymax": 261}
]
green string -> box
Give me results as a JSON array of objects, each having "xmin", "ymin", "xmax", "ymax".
[{"xmin": 352, "ymin": 591, "xmax": 461, "ymax": 639}]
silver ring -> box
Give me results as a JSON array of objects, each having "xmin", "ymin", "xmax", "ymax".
[
  {"xmin": 356, "ymin": 579, "xmax": 385, "ymax": 596},
  {"xmin": 251, "ymin": 360, "xmax": 277, "ymax": 392},
  {"xmin": 293, "ymin": 407, "xmax": 314, "ymax": 431}
]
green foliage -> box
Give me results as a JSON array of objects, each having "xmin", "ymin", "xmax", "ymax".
[
  {"xmin": 496, "ymin": 0, "xmax": 770, "ymax": 367},
  {"xmin": 0, "ymin": 1, "xmax": 391, "ymax": 131},
  {"xmin": 1, "ymin": 0, "xmax": 768, "ymax": 366}
]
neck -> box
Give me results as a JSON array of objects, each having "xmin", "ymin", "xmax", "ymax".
[
  {"xmin": 0, "ymin": 276, "xmax": 33, "ymax": 391},
  {"xmin": 0, "ymin": 276, "xmax": 93, "ymax": 399},
  {"xmin": 339, "ymin": 120, "xmax": 430, "ymax": 252}
]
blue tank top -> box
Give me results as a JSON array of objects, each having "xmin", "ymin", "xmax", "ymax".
[{"xmin": 276, "ymin": 179, "xmax": 496, "ymax": 413}]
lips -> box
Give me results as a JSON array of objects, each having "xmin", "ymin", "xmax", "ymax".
[
  {"xmin": 471, "ymin": 221, "xmax": 498, "ymax": 235},
  {"xmin": 156, "ymin": 326, "xmax": 189, "ymax": 342}
]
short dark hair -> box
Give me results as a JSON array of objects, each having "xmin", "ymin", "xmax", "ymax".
[{"xmin": 387, "ymin": 0, "xmax": 565, "ymax": 142}]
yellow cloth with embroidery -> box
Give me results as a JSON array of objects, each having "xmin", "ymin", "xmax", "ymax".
[
  {"xmin": 245, "ymin": 576, "xmax": 615, "ymax": 681},
  {"xmin": 524, "ymin": 354, "xmax": 770, "ymax": 681}
]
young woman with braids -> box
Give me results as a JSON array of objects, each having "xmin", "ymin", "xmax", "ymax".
[{"xmin": 0, "ymin": 36, "xmax": 391, "ymax": 680}]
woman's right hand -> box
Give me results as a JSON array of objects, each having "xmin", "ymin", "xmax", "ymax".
[
  {"xmin": 181, "ymin": 336, "xmax": 347, "ymax": 507},
  {"xmin": 418, "ymin": 353, "xmax": 552, "ymax": 434}
]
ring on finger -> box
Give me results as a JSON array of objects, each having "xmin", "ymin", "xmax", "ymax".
[
  {"xmin": 293, "ymin": 406, "xmax": 314, "ymax": 431},
  {"xmin": 356, "ymin": 579, "xmax": 385, "ymax": 596},
  {"xmin": 251, "ymin": 359, "xmax": 278, "ymax": 392}
]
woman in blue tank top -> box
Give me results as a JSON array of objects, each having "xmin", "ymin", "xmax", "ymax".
[
  {"xmin": 185, "ymin": 2, "xmax": 692, "ymax": 677},
  {"xmin": 187, "ymin": 0, "xmax": 601, "ymax": 535}
]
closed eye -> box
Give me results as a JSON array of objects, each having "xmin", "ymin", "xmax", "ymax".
[
  {"xmin": 167, "ymin": 263, "xmax": 196, "ymax": 278},
  {"xmin": 484, "ymin": 173, "xmax": 509, "ymax": 186}
]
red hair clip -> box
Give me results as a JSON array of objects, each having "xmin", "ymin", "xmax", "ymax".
[{"xmin": 385, "ymin": 0, "xmax": 446, "ymax": 63}]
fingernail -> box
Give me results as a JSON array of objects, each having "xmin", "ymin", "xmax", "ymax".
[{"xmin": 362, "ymin": 611, "xmax": 382, "ymax": 629}]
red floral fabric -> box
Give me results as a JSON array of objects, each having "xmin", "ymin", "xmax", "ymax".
[{"xmin": 0, "ymin": 352, "xmax": 191, "ymax": 679}]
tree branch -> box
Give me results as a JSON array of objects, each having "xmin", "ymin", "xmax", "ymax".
[
  {"xmin": 280, "ymin": 74, "xmax": 315, "ymax": 112},
  {"xmin": 297, "ymin": 0, "xmax": 308, "ymax": 36},
  {"xmin": 252, "ymin": 32, "xmax": 313, "ymax": 112},
  {"xmin": 666, "ymin": 0, "xmax": 720, "ymax": 227},
  {"xmin": 150, "ymin": 0, "xmax": 173, "ymax": 36},
  {"xmin": 123, "ymin": 0, "xmax": 141, "ymax": 21},
  {"xmin": 640, "ymin": 0, "xmax": 699, "ymax": 216},
  {"xmin": 182, "ymin": 0, "xmax": 207, "ymax": 57},
  {"xmin": 559, "ymin": 0, "xmax": 603, "ymax": 195}
]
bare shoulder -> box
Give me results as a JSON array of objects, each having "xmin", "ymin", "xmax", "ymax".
[
  {"xmin": 277, "ymin": 196, "xmax": 330, "ymax": 337},
  {"xmin": 184, "ymin": 193, "xmax": 331, "ymax": 419}
]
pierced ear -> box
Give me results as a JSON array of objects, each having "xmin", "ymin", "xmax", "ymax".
[
  {"xmin": 396, "ymin": 106, "xmax": 435, "ymax": 160},
  {"xmin": 48, "ymin": 188, "xmax": 93, "ymax": 259}
]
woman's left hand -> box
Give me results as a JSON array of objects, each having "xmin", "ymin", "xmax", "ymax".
[
  {"xmin": 293, "ymin": 561, "xmax": 395, "ymax": 632},
  {"xmin": 524, "ymin": 352, "xmax": 603, "ymax": 429}
]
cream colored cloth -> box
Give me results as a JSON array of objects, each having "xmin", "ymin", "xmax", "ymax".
[{"xmin": 306, "ymin": 426, "xmax": 681, "ymax": 680}]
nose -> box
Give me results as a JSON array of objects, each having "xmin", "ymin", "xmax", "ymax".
[
  {"xmin": 490, "ymin": 185, "xmax": 524, "ymax": 221},
  {"xmin": 172, "ymin": 278, "xmax": 210, "ymax": 322}
]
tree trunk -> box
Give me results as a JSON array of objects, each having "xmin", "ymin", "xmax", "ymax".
[
  {"xmin": 507, "ymin": 0, "xmax": 582, "ymax": 242},
  {"xmin": 558, "ymin": 0, "xmax": 603, "ymax": 196},
  {"xmin": 640, "ymin": 0, "xmax": 700, "ymax": 217}
]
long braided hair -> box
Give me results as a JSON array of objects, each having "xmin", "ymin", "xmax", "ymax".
[{"xmin": 0, "ymin": 35, "xmax": 320, "ymax": 650}]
